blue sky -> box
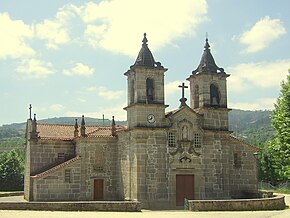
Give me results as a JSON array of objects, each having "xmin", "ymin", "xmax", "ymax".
[{"xmin": 0, "ymin": 0, "xmax": 289, "ymax": 125}]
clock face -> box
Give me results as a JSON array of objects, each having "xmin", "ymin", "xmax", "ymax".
[{"xmin": 147, "ymin": 114, "xmax": 155, "ymax": 123}]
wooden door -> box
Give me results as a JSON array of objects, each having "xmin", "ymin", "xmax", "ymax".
[
  {"xmin": 176, "ymin": 174, "xmax": 194, "ymax": 206},
  {"xmin": 94, "ymin": 179, "xmax": 104, "ymax": 200}
]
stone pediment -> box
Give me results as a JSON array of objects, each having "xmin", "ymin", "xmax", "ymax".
[{"xmin": 166, "ymin": 105, "xmax": 203, "ymax": 130}]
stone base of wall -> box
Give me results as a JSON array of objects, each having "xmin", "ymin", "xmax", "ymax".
[
  {"xmin": 0, "ymin": 201, "xmax": 141, "ymax": 212},
  {"xmin": 185, "ymin": 195, "xmax": 286, "ymax": 211}
]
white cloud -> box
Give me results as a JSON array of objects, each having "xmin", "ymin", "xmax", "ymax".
[
  {"xmin": 79, "ymin": 0, "xmax": 208, "ymax": 56},
  {"xmin": 0, "ymin": 13, "xmax": 35, "ymax": 59},
  {"xmin": 63, "ymin": 63, "xmax": 94, "ymax": 76},
  {"xmin": 97, "ymin": 86, "xmax": 124, "ymax": 100},
  {"xmin": 34, "ymin": 4, "xmax": 80, "ymax": 49},
  {"xmin": 239, "ymin": 16, "xmax": 286, "ymax": 53},
  {"xmin": 228, "ymin": 59, "xmax": 290, "ymax": 92},
  {"xmin": 229, "ymin": 98, "xmax": 276, "ymax": 111},
  {"xmin": 84, "ymin": 86, "xmax": 124, "ymax": 100},
  {"xmin": 49, "ymin": 104, "xmax": 66, "ymax": 112},
  {"xmin": 35, "ymin": 19, "xmax": 70, "ymax": 49},
  {"xmin": 16, "ymin": 58, "xmax": 55, "ymax": 78},
  {"xmin": 165, "ymin": 80, "xmax": 183, "ymax": 95}
]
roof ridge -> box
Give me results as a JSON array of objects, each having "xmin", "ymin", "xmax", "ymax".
[
  {"xmin": 31, "ymin": 156, "xmax": 81, "ymax": 179},
  {"xmin": 37, "ymin": 123, "xmax": 75, "ymax": 127}
]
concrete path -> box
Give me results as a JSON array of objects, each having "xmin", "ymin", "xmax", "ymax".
[{"xmin": 0, "ymin": 194, "xmax": 289, "ymax": 218}]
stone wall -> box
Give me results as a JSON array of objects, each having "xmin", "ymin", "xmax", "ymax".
[
  {"xmin": 75, "ymin": 137, "xmax": 119, "ymax": 200},
  {"xmin": 29, "ymin": 140, "xmax": 75, "ymax": 175},
  {"xmin": 32, "ymin": 159, "xmax": 81, "ymax": 201},
  {"xmin": 228, "ymin": 137, "xmax": 258, "ymax": 198},
  {"xmin": 188, "ymin": 73, "xmax": 229, "ymax": 109},
  {"xmin": 198, "ymin": 107, "xmax": 229, "ymax": 131},
  {"xmin": 118, "ymin": 128, "xmax": 169, "ymax": 209},
  {"xmin": 0, "ymin": 201, "xmax": 141, "ymax": 212},
  {"xmin": 186, "ymin": 195, "xmax": 286, "ymax": 211}
]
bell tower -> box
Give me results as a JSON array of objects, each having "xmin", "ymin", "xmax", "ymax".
[
  {"xmin": 124, "ymin": 33, "xmax": 168, "ymax": 129},
  {"xmin": 187, "ymin": 37, "xmax": 230, "ymax": 131}
]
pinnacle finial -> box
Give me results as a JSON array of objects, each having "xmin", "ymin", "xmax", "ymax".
[
  {"xmin": 142, "ymin": 33, "xmax": 148, "ymax": 45},
  {"xmin": 80, "ymin": 115, "xmax": 86, "ymax": 137},
  {"xmin": 204, "ymin": 33, "xmax": 210, "ymax": 50},
  {"xmin": 74, "ymin": 119, "xmax": 79, "ymax": 137},
  {"xmin": 111, "ymin": 116, "xmax": 116, "ymax": 137},
  {"xmin": 33, "ymin": 113, "xmax": 37, "ymax": 122},
  {"xmin": 112, "ymin": 116, "xmax": 116, "ymax": 126},
  {"xmin": 81, "ymin": 115, "xmax": 85, "ymax": 125}
]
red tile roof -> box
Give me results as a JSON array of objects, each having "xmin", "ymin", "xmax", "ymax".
[
  {"xmin": 37, "ymin": 124, "xmax": 75, "ymax": 140},
  {"xmin": 31, "ymin": 156, "xmax": 81, "ymax": 179},
  {"xmin": 36, "ymin": 124, "xmax": 126, "ymax": 140}
]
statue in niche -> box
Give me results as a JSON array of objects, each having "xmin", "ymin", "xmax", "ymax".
[{"xmin": 182, "ymin": 126, "xmax": 188, "ymax": 140}]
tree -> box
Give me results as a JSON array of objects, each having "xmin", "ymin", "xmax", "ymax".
[
  {"xmin": 266, "ymin": 75, "xmax": 290, "ymax": 184},
  {"xmin": 0, "ymin": 149, "xmax": 24, "ymax": 191}
]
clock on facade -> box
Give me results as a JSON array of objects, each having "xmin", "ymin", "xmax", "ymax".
[{"xmin": 147, "ymin": 114, "xmax": 155, "ymax": 123}]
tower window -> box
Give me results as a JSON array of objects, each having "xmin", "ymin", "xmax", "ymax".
[
  {"xmin": 168, "ymin": 132, "xmax": 176, "ymax": 147},
  {"xmin": 194, "ymin": 85, "xmax": 199, "ymax": 109},
  {"xmin": 210, "ymin": 84, "xmax": 220, "ymax": 106},
  {"xmin": 194, "ymin": 133, "xmax": 201, "ymax": 148},
  {"xmin": 146, "ymin": 78, "xmax": 154, "ymax": 103}
]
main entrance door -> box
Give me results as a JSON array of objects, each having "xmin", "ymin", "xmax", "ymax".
[
  {"xmin": 94, "ymin": 179, "xmax": 104, "ymax": 200},
  {"xmin": 176, "ymin": 174, "xmax": 194, "ymax": 206}
]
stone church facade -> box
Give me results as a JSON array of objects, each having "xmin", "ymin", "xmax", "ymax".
[{"xmin": 24, "ymin": 34, "xmax": 258, "ymax": 209}]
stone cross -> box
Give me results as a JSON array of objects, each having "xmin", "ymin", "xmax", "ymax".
[
  {"xmin": 178, "ymin": 83, "xmax": 188, "ymax": 106},
  {"xmin": 29, "ymin": 104, "xmax": 32, "ymax": 120}
]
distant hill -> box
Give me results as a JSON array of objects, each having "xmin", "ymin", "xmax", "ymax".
[
  {"xmin": 0, "ymin": 109, "xmax": 274, "ymax": 151},
  {"xmin": 37, "ymin": 117, "xmax": 126, "ymax": 126},
  {"xmin": 228, "ymin": 109, "xmax": 274, "ymax": 146}
]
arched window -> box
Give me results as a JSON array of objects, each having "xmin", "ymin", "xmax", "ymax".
[
  {"xmin": 194, "ymin": 85, "xmax": 199, "ymax": 109},
  {"xmin": 210, "ymin": 84, "xmax": 220, "ymax": 106},
  {"xmin": 146, "ymin": 78, "xmax": 154, "ymax": 103}
]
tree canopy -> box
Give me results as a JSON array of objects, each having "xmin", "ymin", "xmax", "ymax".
[
  {"xmin": 0, "ymin": 149, "xmax": 24, "ymax": 191},
  {"xmin": 264, "ymin": 75, "xmax": 290, "ymax": 184}
]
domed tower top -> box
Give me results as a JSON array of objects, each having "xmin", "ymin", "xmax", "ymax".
[
  {"xmin": 192, "ymin": 37, "xmax": 225, "ymax": 74},
  {"xmin": 131, "ymin": 33, "xmax": 163, "ymax": 68}
]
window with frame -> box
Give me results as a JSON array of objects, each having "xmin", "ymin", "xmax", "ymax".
[
  {"xmin": 234, "ymin": 153, "xmax": 242, "ymax": 168},
  {"xmin": 194, "ymin": 133, "xmax": 201, "ymax": 148},
  {"xmin": 168, "ymin": 132, "xmax": 176, "ymax": 147},
  {"xmin": 64, "ymin": 169, "xmax": 71, "ymax": 183}
]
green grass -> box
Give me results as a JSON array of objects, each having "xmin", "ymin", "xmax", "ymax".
[
  {"xmin": 275, "ymin": 187, "xmax": 290, "ymax": 194},
  {"xmin": 260, "ymin": 187, "xmax": 290, "ymax": 194}
]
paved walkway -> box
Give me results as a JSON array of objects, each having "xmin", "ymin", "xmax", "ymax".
[{"xmin": 0, "ymin": 194, "xmax": 289, "ymax": 218}]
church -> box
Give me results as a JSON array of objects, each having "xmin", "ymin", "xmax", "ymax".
[{"xmin": 24, "ymin": 33, "xmax": 258, "ymax": 209}]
